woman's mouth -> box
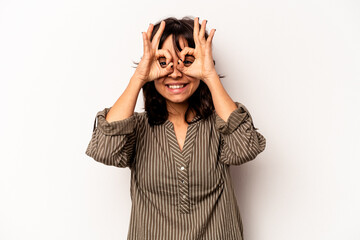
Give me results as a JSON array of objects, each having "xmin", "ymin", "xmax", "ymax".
[{"xmin": 166, "ymin": 83, "xmax": 188, "ymax": 93}]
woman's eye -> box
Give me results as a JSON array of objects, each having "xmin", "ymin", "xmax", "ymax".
[
  {"xmin": 183, "ymin": 55, "xmax": 195, "ymax": 66},
  {"xmin": 158, "ymin": 57, "xmax": 167, "ymax": 68}
]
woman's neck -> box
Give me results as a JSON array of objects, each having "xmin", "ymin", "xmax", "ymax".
[{"xmin": 167, "ymin": 101, "xmax": 195, "ymax": 124}]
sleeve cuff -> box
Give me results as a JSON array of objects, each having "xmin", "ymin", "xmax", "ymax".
[
  {"xmin": 215, "ymin": 101, "xmax": 253, "ymax": 135},
  {"xmin": 94, "ymin": 107, "xmax": 137, "ymax": 136}
]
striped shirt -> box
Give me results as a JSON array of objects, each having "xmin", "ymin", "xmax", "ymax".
[{"xmin": 85, "ymin": 101, "xmax": 266, "ymax": 240}]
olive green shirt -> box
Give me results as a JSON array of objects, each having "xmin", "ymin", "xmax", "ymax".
[{"xmin": 85, "ymin": 101, "xmax": 266, "ymax": 240}]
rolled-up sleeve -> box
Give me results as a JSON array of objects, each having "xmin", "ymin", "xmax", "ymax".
[
  {"xmin": 85, "ymin": 107, "xmax": 138, "ymax": 169},
  {"xmin": 215, "ymin": 102, "xmax": 266, "ymax": 165}
]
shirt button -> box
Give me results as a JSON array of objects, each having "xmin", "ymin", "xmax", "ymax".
[
  {"xmin": 183, "ymin": 195, "xmax": 186, "ymax": 199},
  {"xmin": 180, "ymin": 166, "xmax": 185, "ymax": 170}
]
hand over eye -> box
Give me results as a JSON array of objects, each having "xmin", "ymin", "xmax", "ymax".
[
  {"xmin": 176, "ymin": 17, "xmax": 217, "ymax": 83},
  {"xmin": 134, "ymin": 21, "xmax": 175, "ymax": 83}
]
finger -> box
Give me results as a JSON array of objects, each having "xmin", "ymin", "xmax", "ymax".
[
  {"xmin": 199, "ymin": 19, "xmax": 207, "ymax": 41},
  {"xmin": 159, "ymin": 62, "xmax": 174, "ymax": 77},
  {"xmin": 156, "ymin": 49, "xmax": 173, "ymax": 65},
  {"xmin": 147, "ymin": 23, "xmax": 153, "ymax": 41},
  {"xmin": 176, "ymin": 60, "xmax": 191, "ymax": 76},
  {"xmin": 193, "ymin": 17, "xmax": 201, "ymax": 46},
  {"xmin": 206, "ymin": 29, "xmax": 216, "ymax": 53},
  {"xmin": 142, "ymin": 32, "xmax": 150, "ymax": 55},
  {"xmin": 177, "ymin": 57, "xmax": 185, "ymax": 72},
  {"xmin": 152, "ymin": 20, "xmax": 166, "ymax": 49},
  {"xmin": 179, "ymin": 47, "xmax": 195, "ymax": 62},
  {"xmin": 164, "ymin": 62, "xmax": 174, "ymax": 74}
]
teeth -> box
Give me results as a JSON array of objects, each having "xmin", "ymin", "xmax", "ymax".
[{"xmin": 168, "ymin": 84, "xmax": 185, "ymax": 89}]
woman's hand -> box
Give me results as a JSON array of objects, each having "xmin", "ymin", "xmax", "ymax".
[
  {"xmin": 176, "ymin": 17, "xmax": 217, "ymax": 84},
  {"xmin": 134, "ymin": 21, "xmax": 174, "ymax": 83}
]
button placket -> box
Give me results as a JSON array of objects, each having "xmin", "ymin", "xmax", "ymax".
[
  {"xmin": 165, "ymin": 121, "xmax": 200, "ymax": 214},
  {"xmin": 176, "ymin": 159, "xmax": 190, "ymax": 214}
]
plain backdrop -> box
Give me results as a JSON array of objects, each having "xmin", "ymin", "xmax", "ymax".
[{"xmin": 1, "ymin": 0, "xmax": 359, "ymax": 239}]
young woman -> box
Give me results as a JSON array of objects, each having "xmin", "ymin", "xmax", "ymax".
[{"xmin": 86, "ymin": 16, "xmax": 266, "ymax": 240}]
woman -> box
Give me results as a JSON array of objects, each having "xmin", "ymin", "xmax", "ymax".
[{"xmin": 86, "ymin": 16, "xmax": 266, "ymax": 240}]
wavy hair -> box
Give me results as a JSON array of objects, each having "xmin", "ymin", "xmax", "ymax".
[{"xmin": 133, "ymin": 16, "xmax": 225, "ymax": 126}]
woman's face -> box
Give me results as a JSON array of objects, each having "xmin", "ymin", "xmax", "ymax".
[{"xmin": 154, "ymin": 34, "xmax": 200, "ymax": 105}]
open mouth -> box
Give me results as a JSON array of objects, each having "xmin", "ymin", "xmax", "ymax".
[{"xmin": 165, "ymin": 83, "xmax": 188, "ymax": 89}]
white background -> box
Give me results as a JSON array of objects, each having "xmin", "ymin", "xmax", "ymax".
[{"xmin": 1, "ymin": 0, "xmax": 359, "ymax": 239}]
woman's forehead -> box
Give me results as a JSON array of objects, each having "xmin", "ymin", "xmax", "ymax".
[{"xmin": 162, "ymin": 34, "xmax": 188, "ymax": 51}]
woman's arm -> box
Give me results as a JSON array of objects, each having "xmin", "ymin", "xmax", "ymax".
[
  {"xmin": 174, "ymin": 17, "xmax": 266, "ymax": 165},
  {"xmin": 214, "ymin": 100, "xmax": 266, "ymax": 165},
  {"xmin": 204, "ymin": 73, "xmax": 237, "ymax": 122},
  {"xmin": 85, "ymin": 73, "xmax": 148, "ymax": 169},
  {"xmin": 105, "ymin": 74, "xmax": 145, "ymax": 123},
  {"xmin": 206, "ymin": 74, "xmax": 266, "ymax": 165},
  {"xmin": 85, "ymin": 107, "xmax": 139, "ymax": 169},
  {"xmin": 86, "ymin": 20, "xmax": 175, "ymax": 168}
]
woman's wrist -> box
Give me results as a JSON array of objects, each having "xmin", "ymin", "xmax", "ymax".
[
  {"xmin": 202, "ymin": 70, "xmax": 221, "ymax": 87},
  {"xmin": 130, "ymin": 73, "xmax": 147, "ymax": 89}
]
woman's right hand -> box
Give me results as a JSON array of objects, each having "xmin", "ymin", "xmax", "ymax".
[{"xmin": 134, "ymin": 21, "xmax": 174, "ymax": 83}]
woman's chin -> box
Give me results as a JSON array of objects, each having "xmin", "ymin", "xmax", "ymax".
[{"xmin": 166, "ymin": 97, "xmax": 189, "ymax": 104}]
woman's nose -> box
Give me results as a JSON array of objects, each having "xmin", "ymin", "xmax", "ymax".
[{"xmin": 168, "ymin": 60, "xmax": 182, "ymax": 78}]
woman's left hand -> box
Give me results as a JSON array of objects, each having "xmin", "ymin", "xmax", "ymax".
[{"xmin": 176, "ymin": 17, "xmax": 217, "ymax": 84}]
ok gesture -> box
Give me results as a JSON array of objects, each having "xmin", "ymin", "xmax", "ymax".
[
  {"xmin": 176, "ymin": 17, "xmax": 217, "ymax": 84},
  {"xmin": 134, "ymin": 21, "xmax": 174, "ymax": 83}
]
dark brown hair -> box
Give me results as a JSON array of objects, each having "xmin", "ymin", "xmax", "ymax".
[{"xmin": 133, "ymin": 16, "xmax": 225, "ymax": 126}]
